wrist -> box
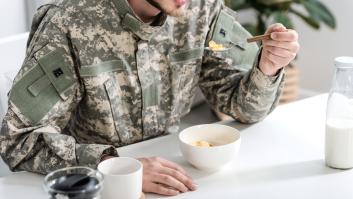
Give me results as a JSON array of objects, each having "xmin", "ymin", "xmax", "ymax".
[{"xmin": 259, "ymin": 59, "xmax": 280, "ymax": 76}]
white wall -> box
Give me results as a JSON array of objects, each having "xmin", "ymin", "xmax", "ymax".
[
  {"xmin": 292, "ymin": 0, "xmax": 353, "ymax": 94},
  {"xmin": 0, "ymin": 0, "xmax": 28, "ymax": 38}
]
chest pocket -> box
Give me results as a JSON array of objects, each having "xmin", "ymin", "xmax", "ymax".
[
  {"xmin": 79, "ymin": 60, "xmax": 139, "ymax": 145},
  {"xmin": 210, "ymin": 7, "xmax": 258, "ymax": 71},
  {"xmin": 169, "ymin": 48, "xmax": 204, "ymax": 118}
]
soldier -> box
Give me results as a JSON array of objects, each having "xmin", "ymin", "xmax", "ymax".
[{"xmin": 0, "ymin": 0, "xmax": 299, "ymax": 196}]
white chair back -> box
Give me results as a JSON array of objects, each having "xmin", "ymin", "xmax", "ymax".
[
  {"xmin": 0, "ymin": 33, "xmax": 28, "ymax": 176},
  {"xmin": 0, "ymin": 33, "xmax": 28, "ymax": 124}
]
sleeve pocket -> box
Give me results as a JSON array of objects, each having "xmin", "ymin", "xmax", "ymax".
[
  {"xmin": 209, "ymin": 8, "xmax": 259, "ymax": 71},
  {"xmin": 9, "ymin": 48, "xmax": 76, "ymax": 124}
]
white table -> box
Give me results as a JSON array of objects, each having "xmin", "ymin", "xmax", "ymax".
[{"xmin": 1, "ymin": 94, "xmax": 353, "ymax": 199}]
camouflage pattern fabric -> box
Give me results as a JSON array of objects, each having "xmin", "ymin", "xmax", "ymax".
[{"xmin": 0, "ymin": 0, "xmax": 284, "ymax": 174}]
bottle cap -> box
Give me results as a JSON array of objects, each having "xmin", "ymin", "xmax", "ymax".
[{"xmin": 335, "ymin": 57, "xmax": 353, "ymax": 68}]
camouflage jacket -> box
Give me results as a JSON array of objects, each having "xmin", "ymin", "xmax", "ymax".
[{"xmin": 0, "ymin": 0, "xmax": 284, "ymax": 174}]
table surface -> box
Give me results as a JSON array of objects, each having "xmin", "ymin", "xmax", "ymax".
[{"xmin": 1, "ymin": 94, "xmax": 353, "ymax": 199}]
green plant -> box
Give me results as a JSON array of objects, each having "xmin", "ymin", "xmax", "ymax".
[{"xmin": 225, "ymin": 0, "xmax": 336, "ymax": 35}]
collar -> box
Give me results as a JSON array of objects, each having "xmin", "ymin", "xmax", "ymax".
[{"xmin": 111, "ymin": 0, "xmax": 168, "ymax": 41}]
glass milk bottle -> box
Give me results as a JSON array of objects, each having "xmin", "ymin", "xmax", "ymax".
[{"xmin": 325, "ymin": 57, "xmax": 353, "ymax": 169}]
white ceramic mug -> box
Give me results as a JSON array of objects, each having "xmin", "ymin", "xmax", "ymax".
[{"xmin": 98, "ymin": 157, "xmax": 143, "ymax": 199}]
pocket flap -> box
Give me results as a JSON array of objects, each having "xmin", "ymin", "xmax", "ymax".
[
  {"xmin": 169, "ymin": 48, "xmax": 204, "ymax": 63},
  {"xmin": 36, "ymin": 48, "xmax": 75, "ymax": 100},
  {"xmin": 211, "ymin": 8, "xmax": 251, "ymax": 50},
  {"xmin": 80, "ymin": 60, "xmax": 125, "ymax": 77},
  {"xmin": 209, "ymin": 8, "xmax": 259, "ymax": 71},
  {"xmin": 9, "ymin": 48, "xmax": 76, "ymax": 124},
  {"xmin": 212, "ymin": 9, "xmax": 234, "ymax": 45}
]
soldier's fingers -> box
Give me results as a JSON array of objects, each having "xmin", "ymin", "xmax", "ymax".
[
  {"xmin": 265, "ymin": 23, "xmax": 287, "ymax": 34},
  {"xmin": 160, "ymin": 167, "xmax": 197, "ymax": 191},
  {"xmin": 263, "ymin": 40, "xmax": 300, "ymax": 53},
  {"xmin": 145, "ymin": 182, "xmax": 180, "ymax": 196},
  {"xmin": 271, "ymin": 29, "xmax": 298, "ymax": 42},
  {"xmin": 154, "ymin": 157, "xmax": 188, "ymax": 176},
  {"xmin": 152, "ymin": 173, "xmax": 188, "ymax": 193},
  {"xmin": 264, "ymin": 51, "xmax": 290, "ymax": 67},
  {"xmin": 265, "ymin": 46, "xmax": 296, "ymax": 59}
]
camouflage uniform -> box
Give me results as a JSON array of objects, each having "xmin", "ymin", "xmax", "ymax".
[{"xmin": 0, "ymin": 0, "xmax": 284, "ymax": 174}]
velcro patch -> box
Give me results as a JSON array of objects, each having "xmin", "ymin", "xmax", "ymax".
[{"xmin": 9, "ymin": 48, "xmax": 75, "ymax": 124}]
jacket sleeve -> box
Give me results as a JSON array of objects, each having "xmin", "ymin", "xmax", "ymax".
[
  {"xmin": 0, "ymin": 5, "xmax": 117, "ymax": 174},
  {"xmin": 199, "ymin": 1, "xmax": 285, "ymax": 123}
]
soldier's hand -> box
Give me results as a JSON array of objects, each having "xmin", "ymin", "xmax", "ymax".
[
  {"xmin": 138, "ymin": 157, "xmax": 197, "ymax": 196},
  {"xmin": 259, "ymin": 23, "xmax": 300, "ymax": 76}
]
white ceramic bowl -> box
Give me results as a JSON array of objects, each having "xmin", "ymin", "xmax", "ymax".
[{"xmin": 179, "ymin": 124, "xmax": 241, "ymax": 171}]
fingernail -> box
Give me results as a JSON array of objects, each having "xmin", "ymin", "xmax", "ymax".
[
  {"xmin": 191, "ymin": 183, "xmax": 198, "ymax": 190},
  {"xmin": 271, "ymin": 33, "xmax": 277, "ymax": 39}
]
